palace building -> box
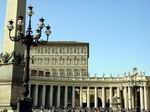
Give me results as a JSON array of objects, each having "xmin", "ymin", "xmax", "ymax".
[
  {"xmin": 28, "ymin": 41, "xmax": 150, "ymax": 111},
  {"xmin": 1, "ymin": 0, "xmax": 150, "ymax": 111}
]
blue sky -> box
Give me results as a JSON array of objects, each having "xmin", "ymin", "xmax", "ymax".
[{"xmin": 0, "ymin": 0, "xmax": 150, "ymax": 76}]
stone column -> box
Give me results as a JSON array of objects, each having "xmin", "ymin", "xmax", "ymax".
[
  {"xmin": 65, "ymin": 86, "xmax": 68, "ymax": 107},
  {"xmin": 57, "ymin": 85, "xmax": 60, "ymax": 107},
  {"xmin": 140, "ymin": 87, "xmax": 144, "ymax": 110},
  {"xmin": 50, "ymin": 85, "xmax": 53, "ymax": 107},
  {"xmin": 87, "ymin": 87, "xmax": 90, "ymax": 107},
  {"xmin": 102, "ymin": 87, "xmax": 105, "ymax": 108},
  {"xmin": 34, "ymin": 84, "xmax": 38, "ymax": 106},
  {"xmin": 128, "ymin": 87, "xmax": 132, "ymax": 109},
  {"xmin": 42, "ymin": 85, "xmax": 46, "ymax": 106},
  {"xmin": 28, "ymin": 84, "xmax": 31, "ymax": 98},
  {"xmin": 124, "ymin": 87, "xmax": 128, "ymax": 109},
  {"xmin": 72, "ymin": 86, "xmax": 75, "ymax": 107},
  {"xmin": 109, "ymin": 87, "xmax": 113, "ymax": 107},
  {"xmin": 94, "ymin": 87, "xmax": 98, "ymax": 108},
  {"xmin": 117, "ymin": 87, "xmax": 121, "ymax": 109},
  {"xmin": 148, "ymin": 87, "xmax": 150, "ymax": 109},
  {"xmin": 131, "ymin": 87, "xmax": 134, "ymax": 109},
  {"xmin": 144, "ymin": 86, "xmax": 148, "ymax": 110},
  {"xmin": 80, "ymin": 86, "xmax": 83, "ymax": 107}
]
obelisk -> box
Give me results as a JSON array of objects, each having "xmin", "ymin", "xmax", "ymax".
[
  {"xmin": 3, "ymin": 0, "xmax": 26, "ymax": 54},
  {"xmin": 0, "ymin": 0, "xmax": 26, "ymax": 111}
]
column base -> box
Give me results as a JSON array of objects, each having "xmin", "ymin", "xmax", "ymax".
[{"xmin": 17, "ymin": 97, "xmax": 32, "ymax": 112}]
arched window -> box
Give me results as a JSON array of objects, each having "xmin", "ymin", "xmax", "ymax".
[
  {"xmin": 67, "ymin": 56, "xmax": 71, "ymax": 64},
  {"xmin": 74, "ymin": 69, "xmax": 79, "ymax": 76},
  {"xmin": 81, "ymin": 69, "xmax": 87, "ymax": 76}
]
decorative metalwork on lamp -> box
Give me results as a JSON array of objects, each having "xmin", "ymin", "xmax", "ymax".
[
  {"xmin": 128, "ymin": 67, "xmax": 143, "ymax": 112},
  {"xmin": 7, "ymin": 5, "xmax": 51, "ymax": 98}
]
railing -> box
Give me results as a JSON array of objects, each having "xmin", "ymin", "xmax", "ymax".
[
  {"xmin": 0, "ymin": 107, "xmax": 149, "ymax": 112},
  {"xmin": 31, "ymin": 106, "xmax": 112, "ymax": 112},
  {"xmin": 30, "ymin": 106, "xmax": 150, "ymax": 112}
]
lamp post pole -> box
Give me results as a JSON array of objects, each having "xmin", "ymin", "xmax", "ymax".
[
  {"xmin": 7, "ymin": 6, "xmax": 51, "ymax": 112},
  {"xmin": 128, "ymin": 68, "xmax": 143, "ymax": 112}
]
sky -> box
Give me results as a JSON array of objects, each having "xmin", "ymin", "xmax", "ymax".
[{"xmin": 0, "ymin": 0, "xmax": 150, "ymax": 76}]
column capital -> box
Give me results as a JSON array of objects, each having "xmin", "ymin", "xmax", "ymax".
[
  {"xmin": 80, "ymin": 86, "xmax": 83, "ymax": 89},
  {"xmin": 102, "ymin": 86, "xmax": 105, "ymax": 88},
  {"xmin": 72, "ymin": 85, "xmax": 75, "ymax": 88}
]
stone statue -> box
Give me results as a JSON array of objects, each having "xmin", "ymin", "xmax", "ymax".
[
  {"xmin": 111, "ymin": 96, "xmax": 121, "ymax": 111},
  {"xmin": 0, "ymin": 52, "xmax": 13, "ymax": 63}
]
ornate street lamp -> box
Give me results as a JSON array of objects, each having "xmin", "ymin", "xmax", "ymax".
[
  {"xmin": 7, "ymin": 5, "xmax": 51, "ymax": 112},
  {"xmin": 128, "ymin": 67, "xmax": 143, "ymax": 112}
]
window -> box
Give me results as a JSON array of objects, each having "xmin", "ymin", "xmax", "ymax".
[
  {"xmin": 77, "ymin": 48, "xmax": 79, "ymax": 54},
  {"xmin": 81, "ymin": 56, "xmax": 86, "ymax": 64},
  {"xmin": 60, "ymin": 48, "xmax": 62, "ymax": 54},
  {"xmin": 45, "ymin": 72, "xmax": 50, "ymax": 77},
  {"xmin": 34, "ymin": 58, "xmax": 36, "ymax": 64},
  {"xmin": 52, "ymin": 48, "xmax": 55, "ymax": 54},
  {"xmin": 67, "ymin": 69, "xmax": 72, "ymax": 76},
  {"xmin": 81, "ymin": 69, "xmax": 86, "ymax": 76},
  {"xmin": 31, "ymin": 56, "xmax": 34, "ymax": 64},
  {"xmin": 52, "ymin": 69, "xmax": 57, "ymax": 76},
  {"xmin": 60, "ymin": 69, "xmax": 65, "ymax": 77},
  {"xmin": 38, "ymin": 71, "xmax": 44, "ymax": 76},
  {"xmin": 74, "ymin": 47, "xmax": 76, "ymax": 54},
  {"xmin": 83, "ymin": 48, "xmax": 87, "ymax": 54},
  {"xmin": 74, "ymin": 69, "xmax": 79, "ymax": 76},
  {"xmin": 55, "ymin": 48, "xmax": 58, "ymax": 54},
  {"xmin": 52, "ymin": 58, "xmax": 57, "ymax": 64},
  {"xmin": 44, "ymin": 57, "xmax": 46, "ymax": 64},
  {"xmin": 74, "ymin": 56, "xmax": 79, "ymax": 64},
  {"xmin": 70, "ymin": 48, "xmax": 72, "ymax": 54},
  {"xmin": 47, "ymin": 58, "xmax": 50, "ymax": 64},
  {"xmin": 39, "ymin": 58, "xmax": 42, "ymax": 64},
  {"xmin": 31, "ymin": 70, "xmax": 37, "ymax": 76},
  {"xmin": 67, "ymin": 47, "xmax": 69, "ymax": 54},
  {"xmin": 67, "ymin": 56, "xmax": 71, "ymax": 64},
  {"xmin": 59, "ymin": 56, "xmax": 63, "ymax": 64},
  {"xmin": 62, "ymin": 48, "xmax": 65, "ymax": 54}
]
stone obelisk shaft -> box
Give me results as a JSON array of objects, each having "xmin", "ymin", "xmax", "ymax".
[{"xmin": 3, "ymin": 0, "xmax": 26, "ymax": 54}]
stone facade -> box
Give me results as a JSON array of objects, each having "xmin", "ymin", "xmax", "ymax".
[
  {"xmin": 29, "ymin": 42, "xmax": 150, "ymax": 111},
  {"xmin": 29, "ymin": 41, "xmax": 89, "ymax": 78}
]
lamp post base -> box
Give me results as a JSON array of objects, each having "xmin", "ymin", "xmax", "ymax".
[{"xmin": 17, "ymin": 97, "xmax": 32, "ymax": 112}]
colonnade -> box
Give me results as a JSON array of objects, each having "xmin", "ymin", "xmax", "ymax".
[{"xmin": 29, "ymin": 84, "xmax": 150, "ymax": 110}]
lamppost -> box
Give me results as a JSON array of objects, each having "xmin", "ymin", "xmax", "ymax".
[
  {"xmin": 128, "ymin": 67, "xmax": 143, "ymax": 112},
  {"xmin": 7, "ymin": 6, "xmax": 51, "ymax": 112}
]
